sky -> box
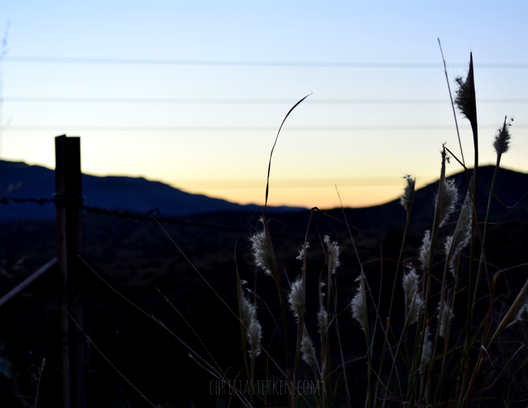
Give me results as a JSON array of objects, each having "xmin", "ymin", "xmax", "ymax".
[{"xmin": 1, "ymin": 1, "xmax": 527, "ymax": 209}]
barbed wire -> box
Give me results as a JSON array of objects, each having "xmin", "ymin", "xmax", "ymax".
[
  {"xmin": 0, "ymin": 195, "xmax": 245, "ymax": 232},
  {"xmin": 0, "ymin": 195, "xmax": 304, "ymax": 240},
  {"xmin": 0, "ymin": 196, "xmax": 56, "ymax": 205},
  {"xmin": 81, "ymin": 203, "xmax": 250, "ymax": 234}
]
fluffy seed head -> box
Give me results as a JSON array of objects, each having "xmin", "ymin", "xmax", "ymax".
[
  {"xmin": 400, "ymin": 175, "xmax": 416, "ymax": 213},
  {"xmin": 324, "ymin": 235, "xmax": 340, "ymax": 275},
  {"xmin": 493, "ymin": 116, "xmax": 512, "ymax": 156},
  {"xmin": 420, "ymin": 327, "xmax": 432, "ymax": 377},
  {"xmin": 403, "ymin": 267, "xmax": 424, "ymax": 324},
  {"xmin": 444, "ymin": 234, "xmax": 454, "ymax": 271},
  {"xmin": 240, "ymin": 294, "xmax": 262, "ymax": 358},
  {"xmin": 296, "ymin": 242, "xmax": 310, "ymax": 261},
  {"xmin": 301, "ymin": 332, "xmax": 317, "ymax": 369},
  {"xmin": 317, "ymin": 306, "xmax": 328, "ymax": 334},
  {"xmin": 455, "ymin": 54, "xmax": 477, "ymax": 129},
  {"xmin": 507, "ymin": 300, "xmax": 528, "ymax": 329},
  {"xmin": 351, "ymin": 279, "xmax": 367, "ymax": 330},
  {"xmin": 240, "ymin": 295, "xmax": 254, "ymax": 331},
  {"xmin": 438, "ymin": 299, "xmax": 454, "ymax": 338},
  {"xmin": 248, "ymin": 319, "xmax": 262, "ymax": 358},
  {"xmin": 419, "ymin": 230, "xmax": 431, "ymax": 272},
  {"xmin": 421, "ymin": 328, "xmax": 432, "ymax": 364},
  {"xmin": 445, "ymin": 188, "xmax": 473, "ymax": 277},
  {"xmin": 250, "ymin": 229, "xmax": 273, "ymax": 277},
  {"xmin": 436, "ymin": 178, "xmax": 459, "ymax": 228},
  {"xmin": 434, "ymin": 147, "xmax": 459, "ymax": 229},
  {"xmin": 288, "ymin": 277, "xmax": 305, "ymax": 323}
]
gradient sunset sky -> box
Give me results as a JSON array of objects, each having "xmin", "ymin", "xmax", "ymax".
[{"xmin": 1, "ymin": 1, "xmax": 527, "ymax": 209}]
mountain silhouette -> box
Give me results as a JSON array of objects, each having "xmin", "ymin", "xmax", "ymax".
[
  {"xmin": 0, "ymin": 160, "xmax": 305, "ymax": 221},
  {"xmin": 261, "ymin": 165, "xmax": 528, "ymax": 238},
  {"xmin": 1, "ymin": 160, "xmax": 527, "ymax": 225}
]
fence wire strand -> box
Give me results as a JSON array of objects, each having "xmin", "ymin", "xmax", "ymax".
[{"xmin": 0, "ymin": 194, "xmax": 303, "ymax": 240}]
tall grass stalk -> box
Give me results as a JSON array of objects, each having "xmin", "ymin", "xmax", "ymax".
[
  {"xmin": 453, "ymin": 54, "xmax": 481, "ymax": 406},
  {"xmin": 456, "ymin": 117, "xmax": 514, "ymax": 407},
  {"xmin": 375, "ymin": 175, "xmax": 415, "ymax": 408},
  {"xmin": 339, "ymin": 204, "xmax": 372, "ymax": 408},
  {"xmin": 406, "ymin": 145, "xmax": 453, "ymax": 408},
  {"xmin": 471, "ymin": 117, "xmax": 513, "ymax": 318},
  {"xmin": 33, "ymin": 357, "xmax": 46, "ymax": 408},
  {"xmin": 431, "ymin": 186, "xmax": 472, "ymax": 402}
]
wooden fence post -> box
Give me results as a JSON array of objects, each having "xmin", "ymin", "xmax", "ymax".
[{"xmin": 55, "ymin": 135, "xmax": 85, "ymax": 408}]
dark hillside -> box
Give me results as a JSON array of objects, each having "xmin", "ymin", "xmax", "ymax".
[
  {"xmin": 0, "ymin": 160, "xmax": 305, "ymax": 221},
  {"xmin": 0, "ymin": 164, "xmax": 527, "ymax": 407}
]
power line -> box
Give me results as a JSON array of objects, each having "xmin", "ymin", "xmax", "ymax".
[
  {"xmin": 4, "ymin": 56, "xmax": 528, "ymax": 68},
  {"xmin": 4, "ymin": 124, "xmax": 527, "ymax": 132},
  {"xmin": 3, "ymin": 96, "xmax": 528, "ymax": 104}
]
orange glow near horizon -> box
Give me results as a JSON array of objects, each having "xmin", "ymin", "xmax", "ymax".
[{"xmin": 172, "ymin": 183, "xmax": 413, "ymax": 210}]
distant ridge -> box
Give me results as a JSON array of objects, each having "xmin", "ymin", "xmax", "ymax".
[
  {"xmin": 1, "ymin": 160, "xmax": 527, "ymax": 225},
  {"xmin": 268, "ymin": 165, "xmax": 528, "ymax": 237},
  {"xmin": 0, "ymin": 160, "xmax": 306, "ymax": 221},
  {"xmin": 348, "ymin": 165, "xmax": 528, "ymax": 232}
]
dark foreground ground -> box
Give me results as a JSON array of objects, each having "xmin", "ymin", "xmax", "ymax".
[{"xmin": 1, "ymin": 169, "xmax": 527, "ymax": 407}]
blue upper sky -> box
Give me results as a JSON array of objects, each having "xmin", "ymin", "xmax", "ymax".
[{"xmin": 1, "ymin": 1, "xmax": 527, "ymax": 208}]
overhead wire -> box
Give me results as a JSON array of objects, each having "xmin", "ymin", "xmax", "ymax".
[
  {"xmin": 3, "ymin": 57, "xmax": 527, "ymax": 131},
  {"xmin": 4, "ymin": 97, "xmax": 528, "ymax": 104},
  {"xmin": 4, "ymin": 124, "xmax": 528, "ymax": 132},
  {"xmin": 1, "ymin": 56, "xmax": 526, "ymax": 201},
  {"xmin": 4, "ymin": 56, "xmax": 528, "ymax": 69}
]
